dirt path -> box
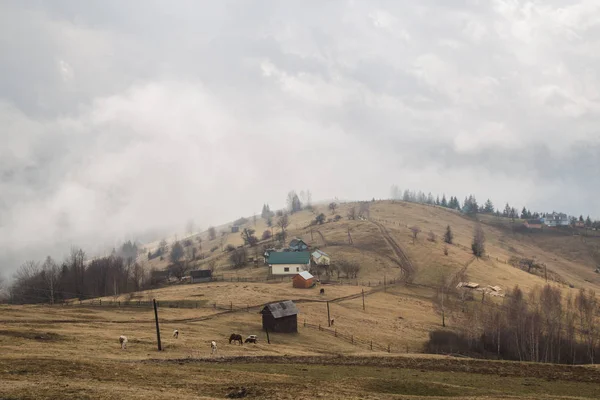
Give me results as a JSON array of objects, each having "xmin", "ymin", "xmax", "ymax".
[{"xmin": 371, "ymin": 220, "xmax": 415, "ymax": 283}]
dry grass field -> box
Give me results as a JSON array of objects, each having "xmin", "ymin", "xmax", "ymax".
[{"xmin": 2, "ymin": 200, "xmax": 600, "ymax": 399}]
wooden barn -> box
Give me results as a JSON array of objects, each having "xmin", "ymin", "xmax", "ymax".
[
  {"xmin": 190, "ymin": 269, "xmax": 212, "ymax": 283},
  {"xmin": 293, "ymin": 271, "xmax": 315, "ymax": 289},
  {"xmin": 261, "ymin": 300, "xmax": 298, "ymax": 333}
]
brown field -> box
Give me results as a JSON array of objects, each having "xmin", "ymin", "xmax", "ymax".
[{"xmin": 2, "ymin": 200, "xmax": 600, "ymax": 399}]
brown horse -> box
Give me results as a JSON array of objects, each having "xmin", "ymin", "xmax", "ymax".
[{"xmin": 229, "ymin": 333, "xmax": 243, "ymax": 345}]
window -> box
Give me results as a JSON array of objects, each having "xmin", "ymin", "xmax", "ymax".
[
  {"xmin": 284, "ymin": 267, "xmax": 289, "ymax": 272},
  {"xmin": 296, "ymin": 267, "xmax": 299, "ymax": 272}
]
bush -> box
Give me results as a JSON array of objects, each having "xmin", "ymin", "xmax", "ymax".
[
  {"xmin": 183, "ymin": 239, "xmax": 193, "ymax": 247},
  {"xmin": 262, "ymin": 230, "xmax": 272, "ymax": 240},
  {"xmin": 210, "ymin": 245, "xmax": 219, "ymax": 253},
  {"xmin": 333, "ymin": 215, "xmax": 342, "ymax": 222},
  {"xmin": 224, "ymin": 244, "xmax": 236, "ymax": 252},
  {"xmin": 276, "ymin": 210, "xmax": 283, "ymax": 217},
  {"xmin": 233, "ymin": 217, "xmax": 248, "ymax": 226}
]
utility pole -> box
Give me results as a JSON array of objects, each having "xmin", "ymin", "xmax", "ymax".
[
  {"xmin": 362, "ymin": 289, "xmax": 365, "ymax": 311},
  {"xmin": 153, "ymin": 299, "xmax": 162, "ymax": 351},
  {"xmin": 327, "ymin": 301, "xmax": 331, "ymax": 327},
  {"xmin": 265, "ymin": 327, "xmax": 270, "ymax": 344}
]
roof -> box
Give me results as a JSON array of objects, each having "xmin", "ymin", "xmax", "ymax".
[
  {"xmin": 268, "ymin": 251, "xmax": 310, "ymax": 265},
  {"xmin": 312, "ymin": 250, "xmax": 329, "ymax": 259},
  {"xmin": 190, "ymin": 270, "xmax": 212, "ymax": 278},
  {"xmin": 262, "ymin": 300, "xmax": 299, "ymax": 318},
  {"xmin": 289, "ymin": 238, "xmax": 308, "ymax": 247},
  {"xmin": 296, "ymin": 271, "xmax": 314, "ymax": 280}
]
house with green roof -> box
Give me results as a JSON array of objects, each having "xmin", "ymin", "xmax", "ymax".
[{"xmin": 267, "ymin": 251, "xmax": 311, "ymax": 276}]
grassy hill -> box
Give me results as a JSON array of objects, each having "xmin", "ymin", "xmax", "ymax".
[{"xmin": 2, "ymin": 200, "xmax": 600, "ymax": 398}]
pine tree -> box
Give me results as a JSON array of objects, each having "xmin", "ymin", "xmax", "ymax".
[
  {"xmin": 579, "ymin": 215, "xmax": 584, "ymax": 223},
  {"xmin": 484, "ymin": 199, "xmax": 494, "ymax": 214},
  {"xmin": 521, "ymin": 207, "xmax": 528, "ymax": 220},
  {"xmin": 435, "ymin": 195, "xmax": 440, "ymax": 206},
  {"xmin": 441, "ymin": 195, "xmax": 448, "ymax": 208},
  {"xmin": 586, "ymin": 216, "xmax": 592, "ymax": 227},
  {"xmin": 503, "ymin": 203, "xmax": 511, "ymax": 217},
  {"xmin": 444, "ymin": 225, "xmax": 454, "ymax": 244}
]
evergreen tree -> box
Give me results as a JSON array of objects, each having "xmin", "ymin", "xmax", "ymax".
[
  {"xmin": 579, "ymin": 215, "xmax": 585, "ymax": 223},
  {"xmin": 444, "ymin": 225, "xmax": 454, "ymax": 244},
  {"xmin": 427, "ymin": 192, "xmax": 434, "ymax": 204},
  {"xmin": 454, "ymin": 197, "xmax": 461, "ymax": 210},
  {"xmin": 586, "ymin": 215, "xmax": 593, "ymax": 227},
  {"xmin": 484, "ymin": 199, "xmax": 494, "ymax": 214},
  {"xmin": 435, "ymin": 195, "xmax": 440, "ymax": 206},
  {"xmin": 441, "ymin": 194, "xmax": 448, "ymax": 208},
  {"xmin": 521, "ymin": 207, "xmax": 528, "ymax": 220},
  {"xmin": 503, "ymin": 203, "xmax": 511, "ymax": 217}
]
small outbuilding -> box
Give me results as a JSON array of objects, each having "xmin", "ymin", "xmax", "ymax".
[
  {"xmin": 311, "ymin": 249, "xmax": 330, "ymax": 266},
  {"xmin": 261, "ymin": 300, "xmax": 298, "ymax": 333},
  {"xmin": 190, "ymin": 269, "xmax": 212, "ymax": 283},
  {"xmin": 293, "ymin": 271, "xmax": 315, "ymax": 288},
  {"xmin": 289, "ymin": 238, "xmax": 309, "ymax": 252}
]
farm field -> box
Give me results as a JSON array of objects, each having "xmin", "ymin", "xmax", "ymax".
[{"xmin": 3, "ymin": 201, "xmax": 600, "ymax": 399}]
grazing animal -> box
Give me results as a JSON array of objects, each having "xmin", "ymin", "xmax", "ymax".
[
  {"xmin": 244, "ymin": 335, "xmax": 258, "ymax": 344},
  {"xmin": 211, "ymin": 341, "xmax": 217, "ymax": 354},
  {"xmin": 320, "ymin": 288, "xmax": 325, "ymax": 295},
  {"xmin": 229, "ymin": 333, "xmax": 243, "ymax": 345},
  {"xmin": 119, "ymin": 335, "xmax": 128, "ymax": 350},
  {"xmin": 173, "ymin": 329, "xmax": 179, "ymax": 339}
]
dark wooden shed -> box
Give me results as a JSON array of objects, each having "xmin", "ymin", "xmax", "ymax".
[{"xmin": 261, "ymin": 300, "xmax": 298, "ymax": 333}]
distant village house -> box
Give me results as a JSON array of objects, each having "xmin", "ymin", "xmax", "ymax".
[
  {"xmin": 289, "ymin": 238, "xmax": 309, "ymax": 252},
  {"xmin": 261, "ymin": 300, "xmax": 298, "ymax": 333},
  {"xmin": 311, "ymin": 249, "xmax": 330, "ymax": 266},
  {"xmin": 267, "ymin": 251, "xmax": 311, "ymax": 275}
]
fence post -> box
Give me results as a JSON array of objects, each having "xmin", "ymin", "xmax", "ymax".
[
  {"xmin": 351, "ymin": 335, "xmax": 353, "ymax": 344},
  {"xmin": 230, "ymin": 302, "xmax": 233, "ymax": 311},
  {"xmin": 99, "ymin": 299, "xmax": 102, "ymax": 305},
  {"xmin": 334, "ymin": 329, "xmax": 337, "ymax": 337},
  {"xmin": 370, "ymin": 340, "xmax": 373, "ymax": 350},
  {"xmin": 153, "ymin": 298, "xmax": 162, "ymax": 351},
  {"xmin": 118, "ymin": 301, "xmax": 120, "ymax": 307},
  {"xmin": 388, "ymin": 344, "xmax": 390, "ymax": 353},
  {"xmin": 304, "ymin": 319, "xmax": 306, "ymax": 327},
  {"xmin": 214, "ymin": 302, "xmax": 216, "ymax": 309},
  {"xmin": 319, "ymin": 324, "xmax": 321, "ymax": 331}
]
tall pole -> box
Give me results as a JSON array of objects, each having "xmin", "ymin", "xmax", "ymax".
[
  {"xmin": 362, "ymin": 289, "xmax": 365, "ymax": 311},
  {"xmin": 153, "ymin": 298, "xmax": 162, "ymax": 351},
  {"xmin": 327, "ymin": 301, "xmax": 331, "ymax": 327},
  {"xmin": 265, "ymin": 327, "xmax": 270, "ymax": 344}
]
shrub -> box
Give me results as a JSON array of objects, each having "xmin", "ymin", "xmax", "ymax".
[
  {"xmin": 224, "ymin": 244, "xmax": 236, "ymax": 252},
  {"xmin": 210, "ymin": 245, "xmax": 218, "ymax": 253}
]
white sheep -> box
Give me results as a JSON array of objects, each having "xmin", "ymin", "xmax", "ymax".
[
  {"xmin": 211, "ymin": 341, "xmax": 217, "ymax": 354},
  {"xmin": 173, "ymin": 329, "xmax": 179, "ymax": 339},
  {"xmin": 119, "ymin": 335, "xmax": 128, "ymax": 350}
]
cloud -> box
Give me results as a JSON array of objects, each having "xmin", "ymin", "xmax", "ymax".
[{"xmin": 1, "ymin": 0, "xmax": 600, "ymax": 275}]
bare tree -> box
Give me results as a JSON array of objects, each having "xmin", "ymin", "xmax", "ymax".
[
  {"xmin": 471, "ymin": 224, "xmax": 486, "ymax": 258},
  {"xmin": 410, "ymin": 226, "xmax": 421, "ymax": 243},
  {"xmin": 347, "ymin": 206, "xmax": 357, "ymax": 220},
  {"xmin": 328, "ymin": 202, "xmax": 338, "ymax": 215},
  {"xmin": 41, "ymin": 256, "xmax": 60, "ymax": 304},
  {"xmin": 427, "ymin": 231, "xmax": 437, "ymax": 242},
  {"xmin": 358, "ymin": 202, "xmax": 370, "ymax": 219},
  {"xmin": 277, "ymin": 213, "xmax": 290, "ymax": 242},
  {"xmin": 229, "ymin": 247, "xmax": 248, "ymax": 269},
  {"xmin": 170, "ymin": 241, "xmax": 185, "ymax": 265},
  {"xmin": 208, "ymin": 226, "xmax": 217, "ymax": 241},
  {"xmin": 338, "ymin": 260, "xmax": 360, "ymax": 279},
  {"xmin": 207, "ymin": 260, "xmax": 217, "ymax": 274}
]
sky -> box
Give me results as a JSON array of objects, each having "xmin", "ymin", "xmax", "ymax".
[{"xmin": 2, "ymin": 0, "xmax": 600, "ymax": 277}]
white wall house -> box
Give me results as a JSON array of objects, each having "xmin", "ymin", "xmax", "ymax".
[{"xmin": 267, "ymin": 251, "xmax": 311, "ymax": 276}]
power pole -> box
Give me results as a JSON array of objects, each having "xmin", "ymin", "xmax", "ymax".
[
  {"xmin": 265, "ymin": 327, "xmax": 270, "ymax": 344},
  {"xmin": 153, "ymin": 299, "xmax": 162, "ymax": 351},
  {"xmin": 327, "ymin": 301, "xmax": 331, "ymax": 327},
  {"xmin": 347, "ymin": 227, "xmax": 353, "ymax": 245},
  {"xmin": 362, "ymin": 289, "xmax": 365, "ymax": 311}
]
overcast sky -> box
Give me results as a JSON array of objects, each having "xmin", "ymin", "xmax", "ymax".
[{"xmin": 2, "ymin": 0, "xmax": 600, "ymax": 276}]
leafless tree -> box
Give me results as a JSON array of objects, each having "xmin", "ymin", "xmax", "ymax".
[
  {"xmin": 130, "ymin": 262, "xmax": 145, "ymax": 292},
  {"xmin": 277, "ymin": 213, "xmax": 290, "ymax": 242},
  {"xmin": 347, "ymin": 206, "xmax": 357, "ymax": 220},
  {"xmin": 427, "ymin": 230, "xmax": 437, "ymax": 242},
  {"xmin": 338, "ymin": 260, "xmax": 360, "ymax": 279},
  {"xmin": 410, "ymin": 226, "xmax": 421, "ymax": 243},
  {"xmin": 471, "ymin": 224, "xmax": 486, "ymax": 258},
  {"xmin": 207, "ymin": 260, "xmax": 217, "ymax": 274},
  {"xmin": 229, "ymin": 247, "xmax": 248, "ymax": 269},
  {"xmin": 41, "ymin": 256, "xmax": 60, "ymax": 304},
  {"xmin": 328, "ymin": 202, "xmax": 338, "ymax": 215},
  {"xmin": 358, "ymin": 202, "xmax": 370, "ymax": 219},
  {"xmin": 208, "ymin": 226, "xmax": 217, "ymax": 241}
]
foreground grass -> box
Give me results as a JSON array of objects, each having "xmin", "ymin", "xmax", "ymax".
[{"xmin": 1, "ymin": 355, "xmax": 599, "ymax": 399}]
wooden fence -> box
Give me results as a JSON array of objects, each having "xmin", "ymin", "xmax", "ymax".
[{"xmin": 303, "ymin": 321, "xmax": 401, "ymax": 353}]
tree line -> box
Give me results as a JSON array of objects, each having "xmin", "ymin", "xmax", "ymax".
[
  {"xmin": 390, "ymin": 185, "xmax": 600, "ymax": 228},
  {"xmin": 428, "ymin": 284, "xmax": 600, "ymax": 364},
  {"xmin": 5, "ymin": 242, "xmax": 149, "ymax": 304}
]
